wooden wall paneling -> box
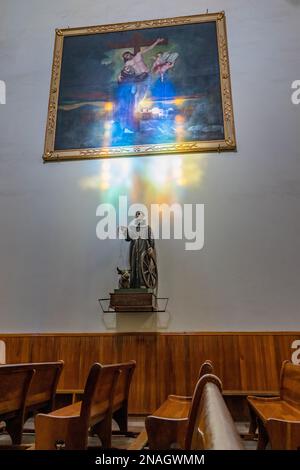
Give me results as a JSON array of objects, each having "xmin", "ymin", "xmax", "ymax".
[
  {"xmin": 157, "ymin": 334, "xmax": 243, "ymax": 404},
  {"xmin": 116, "ymin": 334, "xmax": 157, "ymax": 414},
  {"xmin": 238, "ymin": 335, "xmax": 278, "ymax": 390},
  {"xmin": 57, "ymin": 336, "xmax": 83, "ymax": 390},
  {"xmin": 274, "ymin": 334, "xmax": 299, "ymax": 375},
  {"xmin": 79, "ymin": 335, "xmax": 113, "ymax": 388},
  {"xmin": 30, "ymin": 335, "xmax": 59, "ymax": 363},
  {"xmin": 218, "ymin": 335, "xmax": 242, "ymax": 390},
  {"xmin": 0, "ymin": 333, "xmax": 299, "ymax": 415},
  {"xmin": 157, "ymin": 334, "xmax": 189, "ymax": 402},
  {"xmin": 73, "ymin": 334, "xmax": 158, "ymax": 414},
  {"xmin": 4, "ymin": 336, "xmax": 31, "ymax": 363},
  {"xmin": 185, "ymin": 334, "xmax": 242, "ymax": 390}
]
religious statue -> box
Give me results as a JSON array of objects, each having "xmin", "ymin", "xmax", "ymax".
[
  {"xmin": 120, "ymin": 211, "xmax": 158, "ymax": 289},
  {"xmin": 100, "ymin": 210, "xmax": 166, "ymax": 314}
]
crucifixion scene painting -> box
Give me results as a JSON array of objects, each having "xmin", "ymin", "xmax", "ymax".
[{"xmin": 52, "ymin": 18, "xmax": 232, "ymax": 158}]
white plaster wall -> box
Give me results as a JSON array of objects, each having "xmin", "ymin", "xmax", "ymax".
[{"xmin": 0, "ymin": 0, "xmax": 299, "ymax": 332}]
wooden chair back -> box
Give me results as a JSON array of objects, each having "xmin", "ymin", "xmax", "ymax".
[
  {"xmin": 198, "ymin": 360, "xmax": 214, "ymax": 379},
  {"xmin": 185, "ymin": 374, "xmax": 221, "ymax": 449},
  {"xmin": 186, "ymin": 374, "xmax": 244, "ymax": 450},
  {"xmin": 0, "ymin": 365, "xmax": 35, "ymax": 418},
  {"xmin": 26, "ymin": 361, "xmax": 63, "ymax": 412},
  {"xmin": 113, "ymin": 360, "xmax": 136, "ymax": 408},
  {"xmin": 80, "ymin": 363, "xmax": 121, "ymax": 426},
  {"xmin": 35, "ymin": 363, "xmax": 121, "ymax": 450},
  {"xmin": 280, "ymin": 361, "xmax": 300, "ymax": 408},
  {"xmin": 145, "ymin": 372, "xmax": 243, "ymax": 450}
]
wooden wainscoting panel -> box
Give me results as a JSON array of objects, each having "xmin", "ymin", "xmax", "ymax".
[
  {"xmin": 157, "ymin": 333, "xmax": 245, "ymax": 404},
  {"xmin": 0, "ymin": 332, "xmax": 299, "ymax": 414},
  {"xmin": 4, "ymin": 336, "xmax": 32, "ymax": 363},
  {"xmin": 237, "ymin": 335, "xmax": 278, "ymax": 390},
  {"xmin": 57, "ymin": 336, "xmax": 82, "ymax": 390}
]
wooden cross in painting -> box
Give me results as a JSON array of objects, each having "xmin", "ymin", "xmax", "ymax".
[{"xmin": 108, "ymin": 32, "xmax": 168, "ymax": 54}]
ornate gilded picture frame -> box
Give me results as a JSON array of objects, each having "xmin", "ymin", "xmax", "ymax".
[{"xmin": 43, "ymin": 12, "xmax": 236, "ymax": 162}]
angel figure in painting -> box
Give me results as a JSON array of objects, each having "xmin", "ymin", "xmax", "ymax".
[
  {"xmin": 151, "ymin": 51, "xmax": 179, "ymax": 104},
  {"xmin": 151, "ymin": 51, "xmax": 179, "ymax": 82}
]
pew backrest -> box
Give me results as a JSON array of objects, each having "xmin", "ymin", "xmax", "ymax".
[
  {"xmin": 80, "ymin": 363, "xmax": 121, "ymax": 426},
  {"xmin": 0, "ymin": 366, "xmax": 35, "ymax": 418},
  {"xmin": 27, "ymin": 361, "xmax": 63, "ymax": 412},
  {"xmin": 113, "ymin": 360, "xmax": 136, "ymax": 409},
  {"xmin": 35, "ymin": 362, "xmax": 122, "ymax": 449},
  {"xmin": 280, "ymin": 361, "xmax": 300, "ymax": 409},
  {"xmin": 1, "ymin": 361, "xmax": 64, "ymax": 413},
  {"xmin": 198, "ymin": 360, "xmax": 214, "ymax": 379},
  {"xmin": 186, "ymin": 374, "xmax": 244, "ymax": 450}
]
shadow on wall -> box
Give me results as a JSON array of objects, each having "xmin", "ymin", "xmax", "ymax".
[{"xmin": 102, "ymin": 311, "xmax": 171, "ymax": 331}]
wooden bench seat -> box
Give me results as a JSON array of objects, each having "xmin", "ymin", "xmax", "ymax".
[
  {"xmin": 35, "ymin": 360, "xmax": 135, "ymax": 450},
  {"xmin": 247, "ymin": 361, "xmax": 300, "ymax": 449},
  {"xmin": 153, "ymin": 396, "xmax": 191, "ymax": 419},
  {"xmin": 248, "ymin": 397, "xmax": 300, "ymax": 422},
  {"xmin": 48, "ymin": 401, "xmax": 81, "ymax": 417}
]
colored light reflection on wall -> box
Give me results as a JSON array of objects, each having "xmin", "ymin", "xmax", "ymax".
[{"xmin": 79, "ymin": 154, "xmax": 206, "ymax": 205}]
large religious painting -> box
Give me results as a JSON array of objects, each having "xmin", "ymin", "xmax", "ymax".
[{"xmin": 43, "ymin": 12, "xmax": 236, "ymax": 162}]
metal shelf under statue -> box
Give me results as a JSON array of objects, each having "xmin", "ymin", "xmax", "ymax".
[{"xmin": 99, "ymin": 211, "xmax": 168, "ymax": 313}]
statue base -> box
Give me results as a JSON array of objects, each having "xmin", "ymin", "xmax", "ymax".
[{"xmin": 109, "ymin": 288, "xmax": 158, "ymax": 312}]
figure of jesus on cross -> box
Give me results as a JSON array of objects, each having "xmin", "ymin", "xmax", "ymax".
[
  {"xmin": 119, "ymin": 38, "xmax": 164, "ymax": 82},
  {"xmin": 119, "ymin": 37, "xmax": 164, "ymax": 109},
  {"xmin": 111, "ymin": 33, "xmax": 166, "ymax": 134}
]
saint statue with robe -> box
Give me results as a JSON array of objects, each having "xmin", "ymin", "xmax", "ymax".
[{"xmin": 120, "ymin": 211, "xmax": 157, "ymax": 289}]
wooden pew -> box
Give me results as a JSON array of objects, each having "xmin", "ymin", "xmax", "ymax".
[
  {"xmin": 35, "ymin": 362, "xmax": 134, "ymax": 449},
  {"xmin": 24, "ymin": 361, "xmax": 63, "ymax": 418},
  {"xmin": 1, "ymin": 361, "xmax": 63, "ymax": 444},
  {"xmin": 146, "ymin": 373, "xmax": 244, "ymax": 450},
  {"xmin": 247, "ymin": 360, "xmax": 300, "ymax": 449},
  {"xmin": 112, "ymin": 360, "xmax": 136, "ymax": 434},
  {"xmin": 90, "ymin": 360, "xmax": 136, "ymax": 437},
  {"xmin": 128, "ymin": 360, "xmax": 213, "ymax": 450},
  {"xmin": 154, "ymin": 359, "xmax": 214, "ymax": 415},
  {"xmin": 0, "ymin": 365, "xmax": 35, "ymax": 446}
]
